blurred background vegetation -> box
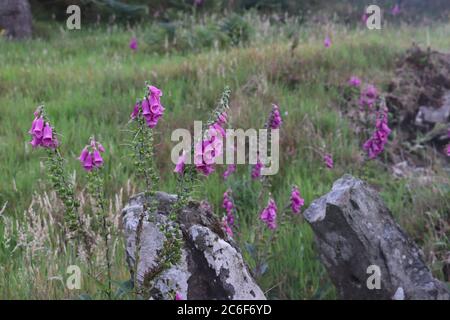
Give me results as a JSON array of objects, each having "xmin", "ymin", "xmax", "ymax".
[{"xmin": 29, "ymin": 0, "xmax": 450, "ymax": 23}]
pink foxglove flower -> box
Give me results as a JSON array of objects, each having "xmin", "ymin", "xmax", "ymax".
[
  {"xmin": 348, "ymin": 76, "xmax": 361, "ymax": 87},
  {"xmin": 269, "ymin": 104, "xmax": 282, "ymax": 129},
  {"xmin": 362, "ymin": 12, "xmax": 369, "ymax": 24},
  {"xmin": 32, "ymin": 117, "xmax": 44, "ymax": 138},
  {"xmin": 363, "ymin": 107, "xmax": 391, "ymax": 159},
  {"xmin": 30, "ymin": 136, "xmax": 42, "ymax": 148},
  {"xmin": 174, "ymin": 152, "xmax": 186, "ymax": 174},
  {"xmin": 290, "ymin": 186, "xmax": 305, "ymax": 214},
  {"xmin": 141, "ymin": 99, "xmax": 151, "ymax": 117},
  {"xmin": 130, "ymin": 103, "xmax": 140, "ymax": 119},
  {"xmin": 324, "ymin": 36, "xmax": 331, "ymax": 48},
  {"xmin": 222, "ymin": 216, "xmax": 233, "ymax": 237},
  {"xmin": 194, "ymin": 140, "xmax": 215, "ymax": 176},
  {"xmin": 42, "ymin": 124, "xmax": 59, "ymax": 148},
  {"xmin": 129, "ymin": 37, "xmax": 138, "ymax": 51},
  {"xmin": 324, "ymin": 153, "xmax": 334, "ymax": 169},
  {"xmin": 28, "ymin": 110, "xmax": 58, "ymax": 149},
  {"xmin": 359, "ymin": 84, "xmax": 378, "ymax": 109},
  {"xmin": 251, "ymin": 159, "xmax": 263, "ymax": 179},
  {"xmin": 210, "ymin": 122, "xmax": 226, "ymax": 139},
  {"xmin": 79, "ymin": 138, "xmax": 105, "ymax": 171},
  {"xmin": 79, "ymin": 147, "xmax": 89, "ymax": 162},
  {"xmin": 391, "ymin": 4, "xmax": 400, "ymax": 16},
  {"xmin": 42, "ymin": 123, "xmax": 53, "ymax": 145},
  {"xmin": 83, "ymin": 153, "xmax": 94, "ymax": 171},
  {"xmin": 217, "ymin": 112, "xmax": 228, "ymax": 126},
  {"xmin": 130, "ymin": 85, "xmax": 165, "ymax": 128},
  {"xmin": 92, "ymin": 149, "xmax": 103, "ymax": 167},
  {"xmin": 223, "ymin": 164, "xmax": 236, "ymax": 180},
  {"xmin": 193, "ymin": 111, "xmax": 228, "ymax": 176},
  {"xmin": 175, "ymin": 292, "xmax": 183, "ymax": 300},
  {"xmin": 97, "ymin": 143, "xmax": 105, "ymax": 153},
  {"xmin": 260, "ymin": 198, "xmax": 277, "ymax": 230},
  {"xmin": 222, "ymin": 189, "xmax": 235, "ymax": 227}
]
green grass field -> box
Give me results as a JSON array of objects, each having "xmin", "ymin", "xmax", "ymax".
[{"xmin": 1, "ymin": 16, "xmax": 449, "ymax": 299}]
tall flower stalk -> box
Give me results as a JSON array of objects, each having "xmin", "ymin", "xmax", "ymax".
[
  {"xmin": 245, "ymin": 103, "xmax": 283, "ymax": 278},
  {"xmin": 129, "ymin": 84, "xmax": 163, "ymax": 295},
  {"xmin": 80, "ymin": 137, "xmax": 112, "ymax": 298},
  {"xmin": 29, "ymin": 106, "xmax": 87, "ymax": 247}
]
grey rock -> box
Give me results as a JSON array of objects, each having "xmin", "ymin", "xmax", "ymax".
[
  {"xmin": 122, "ymin": 192, "xmax": 266, "ymax": 300},
  {"xmin": 0, "ymin": 0, "xmax": 32, "ymax": 39},
  {"xmin": 303, "ymin": 175, "xmax": 450, "ymax": 300}
]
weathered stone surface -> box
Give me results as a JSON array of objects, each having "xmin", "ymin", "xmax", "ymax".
[
  {"xmin": 0, "ymin": 0, "xmax": 32, "ymax": 39},
  {"xmin": 304, "ymin": 175, "xmax": 450, "ymax": 300},
  {"xmin": 122, "ymin": 192, "xmax": 266, "ymax": 300}
]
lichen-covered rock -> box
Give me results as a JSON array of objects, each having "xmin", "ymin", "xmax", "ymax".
[
  {"xmin": 122, "ymin": 192, "xmax": 266, "ymax": 300},
  {"xmin": 0, "ymin": 0, "xmax": 32, "ymax": 39},
  {"xmin": 304, "ymin": 175, "xmax": 450, "ymax": 300}
]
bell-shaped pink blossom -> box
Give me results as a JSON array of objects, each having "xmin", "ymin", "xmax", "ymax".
[
  {"xmin": 223, "ymin": 164, "xmax": 236, "ymax": 180},
  {"xmin": 83, "ymin": 153, "xmax": 94, "ymax": 171},
  {"xmin": 148, "ymin": 85, "xmax": 162, "ymax": 98},
  {"xmin": 362, "ymin": 12, "xmax": 369, "ymax": 24},
  {"xmin": 222, "ymin": 189, "xmax": 235, "ymax": 228},
  {"xmin": 79, "ymin": 138, "xmax": 105, "ymax": 171},
  {"xmin": 130, "ymin": 103, "xmax": 140, "ymax": 119},
  {"xmin": 269, "ymin": 104, "xmax": 282, "ymax": 129},
  {"xmin": 290, "ymin": 186, "xmax": 305, "ymax": 214},
  {"xmin": 78, "ymin": 147, "xmax": 89, "ymax": 162},
  {"xmin": 217, "ymin": 112, "xmax": 228, "ymax": 126},
  {"xmin": 175, "ymin": 292, "xmax": 183, "ymax": 300},
  {"xmin": 174, "ymin": 152, "xmax": 186, "ymax": 174},
  {"xmin": 194, "ymin": 139, "xmax": 218, "ymax": 175},
  {"xmin": 130, "ymin": 85, "xmax": 165, "ymax": 128},
  {"xmin": 222, "ymin": 216, "xmax": 233, "ymax": 237},
  {"xmin": 93, "ymin": 149, "xmax": 103, "ymax": 167},
  {"xmin": 391, "ymin": 4, "xmax": 400, "ymax": 16},
  {"xmin": 251, "ymin": 159, "xmax": 263, "ymax": 179},
  {"xmin": 210, "ymin": 122, "xmax": 226, "ymax": 139},
  {"xmin": 97, "ymin": 143, "xmax": 105, "ymax": 153},
  {"xmin": 363, "ymin": 108, "xmax": 391, "ymax": 159},
  {"xmin": 29, "ymin": 118, "xmax": 38, "ymax": 134},
  {"xmin": 348, "ymin": 76, "xmax": 361, "ymax": 87},
  {"xmin": 129, "ymin": 37, "xmax": 138, "ymax": 51},
  {"xmin": 141, "ymin": 99, "xmax": 151, "ymax": 117},
  {"xmin": 150, "ymin": 103, "xmax": 164, "ymax": 116},
  {"xmin": 33, "ymin": 117, "xmax": 44, "ymax": 138},
  {"xmin": 42, "ymin": 123, "xmax": 53, "ymax": 144},
  {"xmin": 30, "ymin": 136, "xmax": 42, "ymax": 148},
  {"xmin": 324, "ymin": 153, "xmax": 334, "ymax": 169},
  {"xmin": 260, "ymin": 198, "xmax": 277, "ymax": 230}
]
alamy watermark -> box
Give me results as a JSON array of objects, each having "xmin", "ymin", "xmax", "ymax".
[
  {"xmin": 66, "ymin": 5, "xmax": 81, "ymax": 30},
  {"xmin": 365, "ymin": 5, "xmax": 382, "ymax": 30},
  {"xmin": 366, "ymin": 264, "xmax": 381, "ymax": 290},
  {"xmin": 171, "ymin": 121, "xmax": 279, "ymax": 176}
]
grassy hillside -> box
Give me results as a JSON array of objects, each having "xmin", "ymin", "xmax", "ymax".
[{"xmin": 0, "ymin": 16, "xmax": 449, "ymax": 299}]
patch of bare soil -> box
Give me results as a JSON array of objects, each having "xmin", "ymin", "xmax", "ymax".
[{"xmin": 386, "ymin": 45, "xmax": 450, "ymax": 166}]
